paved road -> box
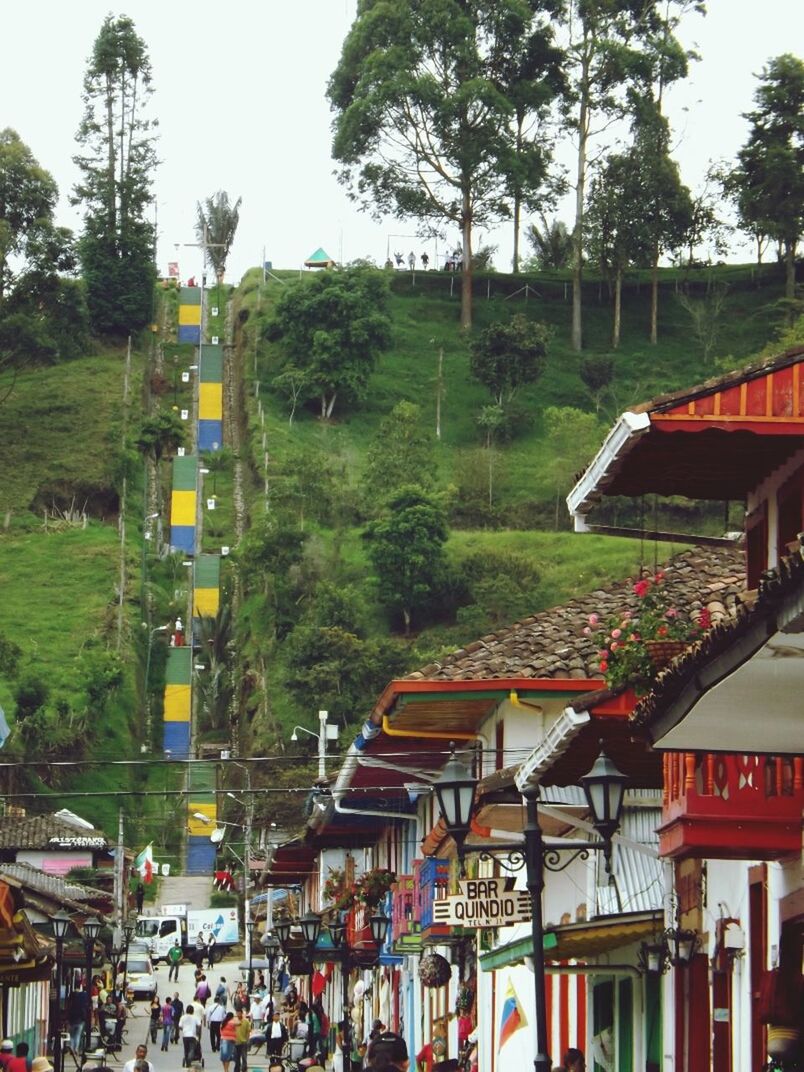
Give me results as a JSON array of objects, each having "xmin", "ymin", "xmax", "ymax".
[{"xmin": 113, "ymin": 956, "xmax": 247, "ymax": 1072}]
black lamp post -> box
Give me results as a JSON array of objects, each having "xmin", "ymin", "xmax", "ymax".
[
  {"xmin": 82, "ymin": 919, "xmax": 102, "ymax": 1058},
  {"xmin": 261, "ymin": 933, "xmax": 281, "ymax": 1017},
  {"xmin": 300, "ymin": 911, "xmax": 321, "ymax": 1009},
  {"xmin": 246, "ymin": 919, "xmax": 255, "ymax": 990},
  {"xmin": 434, "ymin": 741, "xmax": 628, "ymax": 1072},
  {"xmin": 120, "ymin": 923, "xmax": 134, "ymax": 1003},
  {"xmin": 51, "ymin": 911, "xmax": 71, "ymax": 1072},
  {"xmin": 328, "ymin": 910, "xmax": 389, "ymax": 1070}
]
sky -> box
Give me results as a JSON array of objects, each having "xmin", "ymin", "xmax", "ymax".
[{"xmin": 2, "ymin": 1, "xmax": 802, "ymax": 282}]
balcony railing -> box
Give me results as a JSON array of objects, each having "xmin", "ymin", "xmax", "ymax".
[{"xmin": 659, "ymin": 752, "xmax": 804, "ymax": 860}]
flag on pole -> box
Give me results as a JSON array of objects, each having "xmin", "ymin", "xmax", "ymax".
[
  {"xmin": 499, "ymin": 980, "xmax": 527, "ymax": 1048},
  {"xmin": 134, "ymin": 843, "xmax": 154, "ymax": 884}
]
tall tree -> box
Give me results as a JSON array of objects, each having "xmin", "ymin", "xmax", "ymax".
[
  {"xmin": 73, "ymin": 15, "xmax": 157, "ymax": 333},
  {"xmin": 328, "ymin": 0, "xmax": 562, "ymax": 329},
  {"xmin": 266, "ymin": 267, "xmax": 391, "ymax": 419},
  {"xmin": 196, "ymin": 191, "xmax": 242, "ymax": 284},
  {"xmin": 525, "ymin": 216, "xmax": 573, "ymax": 269},
  {"xmin": 559, "ymin": 0, "xmax": 702, "ymax": 350},
  {"xmin": 362, "ymin": 401, "xmax": 438, "ymax": 509},
  {"xmin": 0, "ymin": 129, "xmax": 60, "ymax": 301},
  {"xmin": 728, "ymin": 54, "xmax": 803, "ymax": 304}
]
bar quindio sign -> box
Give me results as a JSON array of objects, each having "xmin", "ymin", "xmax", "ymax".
[{"xmin": 432, "ymin": 877, "xmax": 531, "ymax": 928}]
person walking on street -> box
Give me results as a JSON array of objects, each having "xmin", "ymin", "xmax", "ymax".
[
  {"xmin": 206, "ymin": 930, "xmax": 217, "ymax": 967},
  {"xmin": 265, "ymin": 1012, "xmax": 287, "ymax": 1060},
  {"xmin": 171, "ymin": 994, "xmax": 184, "ymax": 1045},
  {"xmin": 179, "ymin": 1004, "xmax": 202, "ymax": 1068},
  {"xmin": 122, "ymin": 1045, "xmax": 153, "ymax": 1072},
  {"xmin": 149, "ymin": 996, "xmax": 161, "ymax": 1044},
  {"xmin": 214, "ymin": 978, "xmax": 228, "ymax": 1008},
  {"xmin": 233, "ymin": 1009, "xmax": 251, "ymax": 1072},
  {"xmin": 160, "ymin": 997, "xmax": 174, "ymax": 1052},
  {"xmin": 167, "ymin": 940, "xmax": 182, "ymax": 982},
  {"xmin": 195, "ymin": 974, "xmax": 211, "ymax": 1008},
  {"xmin": 195, "ymin": 931, "xmax": 206, "ymax": 970},
  {"xmin": 208, "ymin": 999, "xmax": 227, "ymax": 1053},
  {"xmin": 219, "ymin": 1013, "xmax": 237, "ymax": 1072}
]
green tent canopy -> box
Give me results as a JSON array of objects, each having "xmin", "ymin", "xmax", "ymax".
[{"xmin": 304, "ymin": 247, "xmax": 336, "ymax": 269}]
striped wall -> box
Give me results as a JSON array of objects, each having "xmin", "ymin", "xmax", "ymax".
[
  {"xmin": 163, "ymin": 646, "xmax": 192, "ymax": 760},
  {"xmin": 187, "ymin": 760, "xmax": 218, "ymax": 874},
  {"xmin": 198, "ymin": 343, "xmax": 223, "ymax": 452},
  {"xmin": 178, "ymin": 286, "xmax": 202, "ymax": 344},
  {"xmin": 170, "ymin": 454, "xmax": 197, "ymax": 554},
  {"xmin": 193, "ymin": 554, "xmax": 220, "ymax": 619}
]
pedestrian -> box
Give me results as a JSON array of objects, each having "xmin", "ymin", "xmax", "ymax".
[
  {"xmin": 67, "ymin": 988, "xmax": 86, "ymax": 1053},
  {"xmin": 219, "ymin": 1013, "xmax": 237, "ymax": 1072},
  {"xmin": 421, "ymin": 252, "xmax": 429, "ymax": 270},
  {"xmin": 215, "ymin": 977, "xmax": 228, "ymax": 1007},
  {"xmin": 208, "ymin": 998, "xmax": 228, "ymax": 1053},
  {"xmin": 149, "ymin": 996, "xmax": 161, "ymax": 1043},
  {"xmin": 30, "ymin": 1060, "xmax": 54, "ymax": 1072},
  {"xmin": 366, "ymin": 1032, "xmax": 410, "ymax": 1071},
  {"xmin": 114, "ymin": 998, "xmax": 128, "ymax": 1046},
  {"xmin": 206, "ymin": 930, "xmax": 217, "ymax": 967},
  {"xmin": 172, "ymin": 993, "xmax": 184, "ymax": 1044},
  {"xmin": 265, "ymin": 1012, "xmax": 287, "ymax": 1060},
  {"xmin": 563, "ymin": 1049, "xmax": 585, "ymax": 1071},
  {"xmin": 394, "ymin": 252, "xmax": 403, "ymax": 268},
  {"xmin": 233, "ymin": 1009, "xmax": 251, "ymax": 1072},
  {"xmin": 135, "ymin": 883, "xmax": 145, "ymax": 913},
  {"xmin": 122, "ymin": 1044, "xmax": 153, "ymax": 1072},
  {"xmin": 195, "ymin": 931, "xmax": 206, "ymax": 970},
  {"xmin": 249, "ymin": 994, "xmax": 265, "ymax": 1035},
  {"xmin": 195, "ymin": 974, "xmax": 211, "ymax": 1008},
  {"xmin": 179, "ymin": 1004, "xmax": 202, "ymax": 1068},
  {"xmin": 416, "ymin": 1039, "xmax": 434, "ymax": 1072},
  {"xmin": 161, "ymin": 997, "xmax": 174, "ymax": 1052},
  {"xmin": 408, "ymin": 252, "xmax": 415, "ymax": 271},
  {"xmin": 0, "ymin": 1043, "xmax": 13, "ymax": 1071},
  {"xmin": 7, "ymin": 1044, "xmax": 29, "ymax": 1072},
  {"xmin": 168, "ymin": 940, "xmax": 182, "ymax": 982}
]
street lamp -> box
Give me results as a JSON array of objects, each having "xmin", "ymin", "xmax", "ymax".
[
  {"xmin": 82, "ymin": 919, "xmax": 102, "ymax": 1058},
  {"xmin": 120, "ymin": 922, "xmax": 134, "ymax": 1004},
  {"xmin": 289, "ymin": 710, "xmax": 339, "ymax": 780},
  {"xmin": 261, "ymin": 933, "xmax": 281, "ymax": 1016},
  {"xmin": 51, "ymin": 911, "xmax": 71, "ymax": 1072},
  {"xmin": 328, "ymin": 910, "xmax": 390, "ymax": 1069},
  {"xmin": 434, "ymin": 741, "xmax": 628, "ymax": 1072},
  {"xmin": 246, "ymin": 919, "xmax": 255, "ymax": 990}
]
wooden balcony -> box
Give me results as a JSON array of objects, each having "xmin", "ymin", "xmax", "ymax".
[
  {"xmin": 390, "ymin": 875, "xmax": 421, "ymax": 952},
  {"xmin": 658, "ymin": 752, "xmax": 804, "ymax": 860}
]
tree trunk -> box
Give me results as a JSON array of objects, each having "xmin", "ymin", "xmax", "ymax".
[
  {"xmin": 325, "ymin": 392, "xmax": 337, "ymax": 419},
  {"xmin": 612, "ymin": 269, "xmax": 622, "ymax": 349},
  {"xmin": 784, "ymin": 239, "xmax": 796, "ymax": 305},
  {"xmin": 320, "ymin": 394, "xmax": 327, "ymax": 419},
  {"xmin": 650, "ymin": 252, "xmax": 659, "ymax": 345},
  {"xmin": 571, "ymin": 63, "xmax": 590, "ymax": 353},
  {"xmin": 513, "ymin": 192, "xmax": 521, "ymax": 275},
  {"xmin": 460, "ymin": 190, "xmax": 473, "ymax": 331},
  {"xmin": 105, "ymin": 73, "xmax": 116, "ymax": 233},
  {"xmin": 402, "ymin": 607, "xmax": 411, "ymax": 637}
]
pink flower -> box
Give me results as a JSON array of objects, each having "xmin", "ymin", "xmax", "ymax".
[
  {"xmin": 588, "ymin": 613, "xmax": 599, "ymax": 626},
  {"xmin": 598, "ymin": 649, "xmax": 608, "ymax": 659},
  {"xmin": 610, "ymin": 641, "xmax": 619, "ymax": 651},
  {"xmin": 665, "ymin": 607, "xmax": 678, "ymax": 618},
  {"xmin": 611, "ymin": 628, "xmax": 622, "ymax": 639},
  {"xmin": 583, "ymin": 626, "xmax": 592, "ymax": 636},
  {"xmin": 621, "ymin": 610, "xmax": 632, "ymax": 621},
  {"xmin": 633, "ymin": 579, "xmax": 651, "ymax": 598}
]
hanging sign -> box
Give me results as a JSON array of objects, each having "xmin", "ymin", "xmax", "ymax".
[
  {"xmin": 48, "ymin": 836, "xmax": 107, "ymax": 849},
  {"xmin": 432, "ymin": 877, "xmax": 531, "ymax": 928}
]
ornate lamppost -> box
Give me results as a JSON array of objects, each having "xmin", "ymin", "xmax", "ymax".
[
  {"xmin": 51, "ymin": 911, "xmax": 72, "ymax": 1072},
  {"xmin": 246, "ymin": 919, "xmax": 255, "ymax": 990},
  {"xmin": 81, "ymin": 919, "xmax": 102, "ymax": 1059},
  {"xmin": 260, "ymin": 932, "xmax": 281, "ymax": 1017},
  {"xmin": 328, "ymin": 910, "xmax": 390, "ymax": 1071},
  {"xmin": 434, "ymin": 741, "xmax": 628, "ymax": 1072}
]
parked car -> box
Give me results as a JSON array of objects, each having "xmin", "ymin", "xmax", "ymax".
[{"xmin": 117, "ymin": 947, "xmax": 157, "ymax": 1000}]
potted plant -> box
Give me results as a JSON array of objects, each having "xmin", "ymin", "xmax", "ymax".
[{"xmin": 586, "ymin": 572, "xmax": 712, "ymax": 695}]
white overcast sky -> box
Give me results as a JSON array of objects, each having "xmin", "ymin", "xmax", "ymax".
[{"xmin": 2, "ymin": 1, "xmax": 802, "ymax": 280}]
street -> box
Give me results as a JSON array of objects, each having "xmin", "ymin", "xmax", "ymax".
[{"xmin": 112, "ymin": 955, "xmax": 247, "ymax": 1072}]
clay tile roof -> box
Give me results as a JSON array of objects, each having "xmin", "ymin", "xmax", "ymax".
[
  {"xmin": 404, "ymin": 545, "xmax": 745, "ymax": 683},
  {"xmin": 0, "ymin": 815, "xmax": 106, "ymax": 851},
  {"xmin": 0, "ymin": 862, "xmax": 102, "ymax": 903}
]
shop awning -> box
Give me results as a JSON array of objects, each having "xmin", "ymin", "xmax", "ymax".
[{"xmin": 480, "ymin": 911, "xmax": 662, "ymax": 972}]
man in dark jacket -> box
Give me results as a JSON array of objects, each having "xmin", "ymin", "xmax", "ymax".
[{"xmin": 366, "ymin": 1032, "xmax": 410, "ymax": 1071}]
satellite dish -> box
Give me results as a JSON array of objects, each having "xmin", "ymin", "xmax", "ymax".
[{"xmin": 210, "ymin": 827, "xmax": 225, "ymax": 845}]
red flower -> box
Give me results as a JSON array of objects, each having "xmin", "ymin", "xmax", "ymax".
[
  {"xmin": 599, "ymin": 660, "xmax": 608, "ymax": 672},
  {"xmin": 633, "ymin": 579, "xmax": 651, "ymax": 598}
]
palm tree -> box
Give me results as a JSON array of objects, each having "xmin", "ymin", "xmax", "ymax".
[{"xmin": 196, "ymin": 191, "xmax": 242, "ymax": 284}]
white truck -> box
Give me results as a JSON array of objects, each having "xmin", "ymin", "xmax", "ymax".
[{"xmin": 136, "ymin": 906, "xmax": 239, "ymax": 963}]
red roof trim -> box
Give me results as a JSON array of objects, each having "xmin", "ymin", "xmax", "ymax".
[
  {"xmin": 653, "ymin": 416, "xmax": 804, "ymax": 436},
  {"xmin": 374, "ymin": 677, "xmax": 605, "ymax": 717}
]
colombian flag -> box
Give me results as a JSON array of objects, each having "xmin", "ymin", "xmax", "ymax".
[{"xmin": 499, "ymin": 981, "xmax": 526, "ymax": 1048}]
